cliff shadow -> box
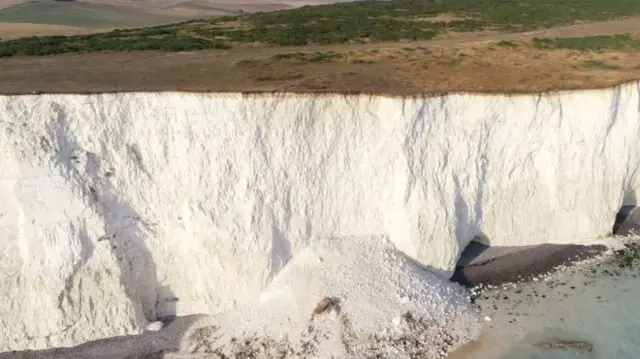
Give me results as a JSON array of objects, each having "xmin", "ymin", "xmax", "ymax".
[
  {"xmin": 452, "ymin": 183, "xmax": 492, "ymax": 264},
  {"xmin": 451, "ymin": 243, "xmax": 607, "ymax": 289},
  {"xmin": 455, "ymin": 238, "xmax": 490, "ymax": 269},
  {"xmin": 613, "ymin": 190, "xmax": 639, "ymax": 236},
  {"xmin": 48, "ymin": 104, "xmax": 177, "ymax": 324},
  {"xmin": 0, "ymin": 315, "xmax": 205, "ymax": 359}
]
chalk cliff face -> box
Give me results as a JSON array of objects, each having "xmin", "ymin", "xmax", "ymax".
[{"xmin": 0, "ymin": 83, "xmax": 639, "ymax": 350}]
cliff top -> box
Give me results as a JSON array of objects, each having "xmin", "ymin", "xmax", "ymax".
[{"xmin": 1, "ymin": 0, "xmax": 640, "ymax": 95}]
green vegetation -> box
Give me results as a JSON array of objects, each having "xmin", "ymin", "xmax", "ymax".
[
  {"xmin": 496, "ymin": 40, "xmax": 518, "ymax": 48},
  {"xmin": 226, "ymin": 0, "xmax": 640, "ymax": 46},
  {"xmin": 3, "ymin": 0, "xmax": 640, "ymax": 57},
  {"xmin": 0, "ymin": 32, "xmax": 231, "ymax": 57},
  {"xmin": 581, "ymin": 60, "xmax": 621, "ymax": 70},
  {"xmin": 532, "ymin": 34, "xmax": 640, "ymax": 51},
  {"xmin": 238, "ymin": 0, "xmax": 640, "ymax": 43}
]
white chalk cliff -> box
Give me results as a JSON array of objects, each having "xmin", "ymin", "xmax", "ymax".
[{"xmin": 0, "ymin": 82, "xmax": 639, "ymax": 350}]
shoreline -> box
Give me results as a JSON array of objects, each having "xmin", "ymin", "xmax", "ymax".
[
  {"xmin": 451, "ymin": 243, "xmax": 609, "ymax": 288},
  {"xmin": 0, "ymin": 241, "xmax": 621, "ymax": 359},
  {"xmin": 0, "ymin": 315, "xmax": 205, "ymax": 359}
]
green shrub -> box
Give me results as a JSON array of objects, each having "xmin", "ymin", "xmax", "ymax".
[
  {"xmin": 4, "ymin": 0, "xmax": 640, "ymax": 57},
  {"xmin": 496, "ymin": 40, "xmax": 518, "ymax": 48},
  {"xmin": 533, "ymin": 34, "xmax": 640, "ymax": 51},
  {"xmin": 581, "ymin": 60, "xmax": 621, "ymax": 70}
]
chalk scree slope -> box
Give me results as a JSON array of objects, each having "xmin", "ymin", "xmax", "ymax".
[
  {"xmin": 0, "ymin": 82, "xmax": 639, "ymax": 350},
  {"xmin": 181, "ymin": 236, "xmax": 482, "ymax": 358}
]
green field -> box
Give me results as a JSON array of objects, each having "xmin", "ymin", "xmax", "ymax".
[
  {"xmin": 1, "ymin": 0, "xmax": 640, "ymax": 57},
  {"xmin": 0, "ymin": 1, "xmax": 181, "ymax": 28}
]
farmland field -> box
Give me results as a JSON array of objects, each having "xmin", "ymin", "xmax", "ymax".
[{"xmin": 0, "ymin": 1, "xmax": 183, "ymax": 29}]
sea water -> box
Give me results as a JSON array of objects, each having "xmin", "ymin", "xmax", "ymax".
[{"xmin": 457, "ymin": 242, "xmax": 640, "ymax": 359}]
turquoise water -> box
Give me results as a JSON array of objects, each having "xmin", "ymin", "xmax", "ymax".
[{"xmin": 460, "ymin": 243, "xmax": 640, "ymax": 359}]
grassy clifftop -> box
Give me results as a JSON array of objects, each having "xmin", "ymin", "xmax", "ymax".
[{"xmin": 1, "ymin": 0, "xmax": 640, "ymax": 57}]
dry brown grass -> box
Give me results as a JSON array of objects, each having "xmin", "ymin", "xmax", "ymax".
[{"xmin": 0, "ymin": 37, "xmax": 639, "ymax": 96}]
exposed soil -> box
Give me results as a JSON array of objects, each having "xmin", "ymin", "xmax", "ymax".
[{"xmin": 0, "ymin": 17, "xmax": 639, "ymax": 95}]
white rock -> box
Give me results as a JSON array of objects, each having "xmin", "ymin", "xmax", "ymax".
[
  {"xmin": 189, "ymin": 236, "xmax": 481, "ymax": 358},
  {"xmin": 330, "ymin": 306, "xmax": 340, "ymax": 319},
  {"xmin": 145, "ymin": 321, "xmax": 164, "ymax": 332},
  {"xmin": 392, "ymin": 316, "xmax": 403, "ymax": 326},
  {"xmin": 0, "ymin": 84, "xmax": 638, "ymax": 350}
]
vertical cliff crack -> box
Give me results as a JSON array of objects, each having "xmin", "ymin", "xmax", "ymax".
[
  {"xmin": 402, "ymin": 101, "xmax": 429, "ymax": 204},
  {"xmin": 601, "ymin": 85, "xmax": 622, "ymax": 157},
  {"xmin": 126, "ymin": 143, "xmax": 153, "ymax": 181},
  {"xmin": 473, "ymin": 122, "xmax": 491, "ymax": 243}
]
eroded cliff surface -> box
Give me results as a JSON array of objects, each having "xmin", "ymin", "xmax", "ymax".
[{"xmin": 0, "ymin": 83, "xmax": 638, "ymax": 349}]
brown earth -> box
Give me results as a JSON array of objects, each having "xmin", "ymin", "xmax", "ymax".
[{"xmin": 0, "ymin": 17, "xmax": 639, "ymax": 95}]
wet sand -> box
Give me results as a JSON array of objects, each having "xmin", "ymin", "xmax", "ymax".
[
  {"xmin": 452, "ymin": 206, "xmax": 639, "ymax": 288},
  {"xmin": 451, "ymin": 242, "xmax": 608, "ymax": 288},
  {"xmin": 0, "ymin": 315, "xmax": 205, "ymax": 359}
]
